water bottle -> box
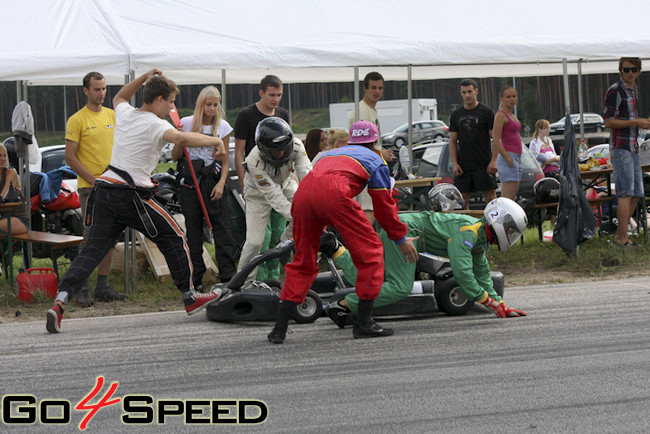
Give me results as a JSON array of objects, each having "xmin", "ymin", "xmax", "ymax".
[
  {"xmin": 578, "ymin": 142, "xmax": 589, "ymax": 162},
  {"xmin": 399, "ymin": 146, "xmax": 411, "ymax": 176}
]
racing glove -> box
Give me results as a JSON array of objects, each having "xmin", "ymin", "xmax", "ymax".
[
  {"xmin": 502, "ymin": 304, "xmax": 527, "ymax": 317},
  {"xmin": 481, "ymin": 296, "xmax": 506, "ymax": 318}
]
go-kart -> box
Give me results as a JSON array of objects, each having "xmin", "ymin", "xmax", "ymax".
[
  {"xmin": 206, "ymin": 239, "xmax": 322, "ymax": 323},
  {"xmin": 205, "ymin": 239, "xmax": 505, "ymax": 323},
  {"xmin": 311, "ymin": 252, "xmax": 504, "ymax": 318}
]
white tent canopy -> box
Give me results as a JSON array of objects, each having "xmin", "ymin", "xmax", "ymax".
[{"xmin": 3, "ymin": 0, "xmax": 650, "ymax": 86}]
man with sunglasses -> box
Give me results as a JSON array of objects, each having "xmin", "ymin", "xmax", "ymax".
[{"xmin": 603, "ymin": 57, "xmax": 650, "ymax": 247}]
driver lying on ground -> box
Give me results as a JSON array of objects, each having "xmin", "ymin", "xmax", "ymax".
[{"xmin": 323, "ymin": 184, "xmax": 528, "ymax": 327}]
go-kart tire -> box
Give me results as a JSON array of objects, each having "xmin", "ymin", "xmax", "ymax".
[
  {"xmin": 291, "ymin": 290, "xmax": 322, "ymax": 323},
  {"xmin": 434, "ymin": 277, "xmax": 474, "ymax": 316}
]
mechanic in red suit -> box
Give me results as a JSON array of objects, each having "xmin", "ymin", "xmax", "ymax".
[{"xmin": 268, "ymin": 120, "xmax": 418, "ymax": 344}]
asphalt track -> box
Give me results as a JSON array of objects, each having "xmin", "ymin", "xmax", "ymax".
[{"xmin": 1, "ymin": 277, "xmax": 649, "ymax": 433}]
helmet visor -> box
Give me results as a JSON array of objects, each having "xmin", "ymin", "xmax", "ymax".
[{"xmin": 501, "ymin": 213, "xmax": 524, "ymax": 246}]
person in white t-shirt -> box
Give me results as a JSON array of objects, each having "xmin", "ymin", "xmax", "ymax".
[
  {"xmin": 348, "ymin": 71, "xmax": 394, "ymax": 225},
  {"xmin": 529, "ymin": 119, "xmax": 560, "ymax": 177},
  {"xmin": 172, "ymin": 85, "xmax": 238, "ymax": 288},
  {"xmin": 47, "ymin": 69, "xmax": 227, "ymax": 334}
]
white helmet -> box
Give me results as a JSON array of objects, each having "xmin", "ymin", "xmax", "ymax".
[
  {"xmin": 428, "ymin": 183, "xmax": 465, "ymax": 212},
  {"xmin": 483, "ymin": 197, "xmax": 528, "ymax": 251}
]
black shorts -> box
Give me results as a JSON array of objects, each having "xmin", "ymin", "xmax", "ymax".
[{"xmin": 454, "ymin": 169, "xmax": 497, "ymax": 193}]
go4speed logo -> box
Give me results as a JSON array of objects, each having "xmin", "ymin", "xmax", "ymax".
[{"xmin": 2, "ymin": 376, "xmax": 268, "ymax": 430}]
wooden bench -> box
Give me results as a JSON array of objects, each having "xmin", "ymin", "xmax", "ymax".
[
  {"xmin": 529, "ymin": 197, "xmax": 613, "ymax": 241},
  {"xmin": 1, "ymin": 230, "xmax": 83, "ymax": 286}
]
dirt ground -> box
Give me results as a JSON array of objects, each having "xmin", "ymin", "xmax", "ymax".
[{"xmin": 3, "ymin": 266, "xmax": 649, "ymax": 326}]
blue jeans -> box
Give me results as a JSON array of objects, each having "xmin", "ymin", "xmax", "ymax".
[{"xmin": 610, "ymin": 148, "xmax": 643, "ymax": 197}]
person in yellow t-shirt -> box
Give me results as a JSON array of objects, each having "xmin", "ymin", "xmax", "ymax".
[{"xmin": 65, "ymin": 71, "xmax": 125, "ymax": 306}]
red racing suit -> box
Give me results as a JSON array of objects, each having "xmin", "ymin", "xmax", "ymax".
[{"xmin": 281, "ymin": 145, "xmax": 407, "ymax": 304}]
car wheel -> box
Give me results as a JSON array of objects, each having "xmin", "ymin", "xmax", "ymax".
[
  {"xmin": 434, "ymin": 277, "xmax": 474, "ymax": 316},
  {"xmin": 433, "ymin": 135, "xmax": 444, "ymax": 143},
  {"xmin": 291, "ymin": 290, "xmax": 322, "ymax": 323},
  {"xmin": 394, "ymin": 138, "xmax": 405, "ymax": 147}
]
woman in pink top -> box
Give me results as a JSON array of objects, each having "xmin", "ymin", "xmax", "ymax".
[{"xmin": 489, "ymin": 86, "xmax": 523, "ymax": 200}]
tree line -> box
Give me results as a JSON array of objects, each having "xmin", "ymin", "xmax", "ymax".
[{"xmin": 0, "ymin": 72, "xmax": 646, "ymax": 136}]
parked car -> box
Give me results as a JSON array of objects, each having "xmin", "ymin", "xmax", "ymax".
[
  {"xmin": 549, "ymin": 113, "xmax": 605, "ymax": 135},
  {"xmin": 1, "ymin": 138, "xmax": 78, "ymax": 191},
  {"xmin": 394, "ymin": 141, "xmax": 544, "ymax": 210},
  {"xmin": 381, "ymin": 120, "xmax": 449, "ymax": 147}
]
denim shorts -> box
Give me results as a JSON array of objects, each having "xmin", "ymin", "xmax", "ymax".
[
  {"xmin": 496, "ymin": 152, "xmax": 522, "ymax": 182},
  {"xmin": 610, "ymin": 148, "xmax": 644, "ymax": 197}
]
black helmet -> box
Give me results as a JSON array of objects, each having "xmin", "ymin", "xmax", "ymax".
[
  {"xmin": 534, "ymin": 177, "xmax": 560, "ymax": 204},
  {"xmin": 255, "ymin": 117, "xmax": 294, "ymax": 167},
  {"xmin": 2, "ymin": 137, "xmax": 18, "ymax": 169},
  {"xmin": 428, "ymin": 183, "xmax": 465, "ymax": 212}
]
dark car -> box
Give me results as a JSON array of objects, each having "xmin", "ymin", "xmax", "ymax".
[
  {"xmin": 395, "ymin": 141, "xmax": 544, "ymax": 210},
  {"xmin": 549, "ymin": 113, "xmax": 605, "ymax": 135},
  {"xmin": 381, "ymin": 120, "xmax": 449, "ymax": 147}
]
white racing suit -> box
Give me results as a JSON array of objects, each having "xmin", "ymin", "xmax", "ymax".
[{"xmin": 237, "ymin": 138, "xmax": 312, "ymax": 284}]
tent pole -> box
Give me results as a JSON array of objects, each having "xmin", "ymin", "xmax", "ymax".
[
  {"xmin": 354, "ymin": 67, "xmax": 360, "ymax": 122},
  {"xmin": 287, "ymin": 83, "xmax": 292, "ymax": 128},
  {"xmin": 577, "ymin": 59, "xmax": 585, "ymax": 142},
  {"xmin": 407, "ymin": 65, "xmax": 413, "ymax": 175},
  {"xmin": 562, "ymin": 59, "xmax": 570, "ymax": 117},
  {"xmin": 221, "ymin": 69, "xmax": 227, "ymax": 113},
  {"xmin": 15, "ymin": 82, "xmax": 33, "ymax": 263},
  {"xmin": 63, "ymin": 85, "xmax": 68, "ymax": 130},
  {"xmin": 512, "ymin": 76, "xmax": 517, "ymax": 117}
]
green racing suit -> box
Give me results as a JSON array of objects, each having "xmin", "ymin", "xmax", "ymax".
[{"xmin": 334, "ymin": 211, "xmax": 501, "ymax": 313}]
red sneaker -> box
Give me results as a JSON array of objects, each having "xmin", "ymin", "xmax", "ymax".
[
  {"xmin": 46, "ymin": 304, "xmax": 64, "ymax": 333},
  {"xmin": 184, "ymin": 287, "xmax": 222, "ymax": 315}
]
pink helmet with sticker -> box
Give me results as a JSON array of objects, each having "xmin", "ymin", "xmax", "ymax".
[{"xmin": 348, "ymin": 120, "xmax": 379, "ymax": 145}]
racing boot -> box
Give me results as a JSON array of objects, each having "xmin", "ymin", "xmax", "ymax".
[
  {"xmin": 325, "ymin": 300, "xmax": 352, "ymax": 328},
  {"xmin": 268, "ymin": 300, "xmax": 296, "ymax": 344},
  {"xmin": 352, "ymin": 299, "xmax": 394, "ymax": 339}
]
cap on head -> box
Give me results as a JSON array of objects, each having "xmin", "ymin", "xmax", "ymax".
[{"xmin": 348, "ymin": 121, "xmax": 379, "ymax": 145}]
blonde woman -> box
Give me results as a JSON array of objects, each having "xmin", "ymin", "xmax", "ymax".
[
  {"xmin": 311, "ymin": 128, "xmax": 350, "ymax": 164},
  {"xmin": 529, "ymin": 119, "xmax": 560, "ymax": 177},
  {"xmin": 0, "ymin": 143, "xmax": 28, "ymax": 235},
  {"xmin": 327, "ymin": 128, "xmax": 349, "ymax": 150},
  {"xmin": 172, "ymin": 86, "xmax": 237, "ymax": 287},
  {"xmin": 489, "ymin": 86, "xmax": 523, "ymax": 200}
]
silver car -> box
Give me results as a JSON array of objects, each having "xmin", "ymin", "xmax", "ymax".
[
  {"xmin": 549, "ymin": 113, "xmax": 605, "ymax": 135},
  {"xmin": 381, "ymin": 120, "xmax": 449, "ymax": 147}
]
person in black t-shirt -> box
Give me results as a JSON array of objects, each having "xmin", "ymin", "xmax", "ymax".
[
  {"xmin": 448, "ymin": 79, "xmax": 497, "ymax": 209},
  {"xmin": 234, "ymin": 75, "xmax": 290, "ymax": 191},
  {"xmin": 233, "ymin": 75, "xmax": 290, "ymax": 281}
]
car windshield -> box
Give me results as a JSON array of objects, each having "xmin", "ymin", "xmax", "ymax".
[
  {"xmin": 393, "ymin": 123, "xmax": 409, "ymax": 133},
  {"xmin": 520, "ymin": 146, "xmax": 541, "ymax": 170},
  {"xmin": 412, "ymin": 145, "xmax": 443, "ymax": 178},
  {"xmin": 41, "ymin": 148, "xmax": 67, "ymax": 173}
]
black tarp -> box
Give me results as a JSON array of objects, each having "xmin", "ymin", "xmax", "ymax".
[{"xmin": 552, "ymin": 115, "xmax": 597, "ymax": 253}]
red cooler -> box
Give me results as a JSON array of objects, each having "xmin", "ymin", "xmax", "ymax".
[{"xmin": 17, "ymin": 268, "xmax": 58, "ymax": 302}]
